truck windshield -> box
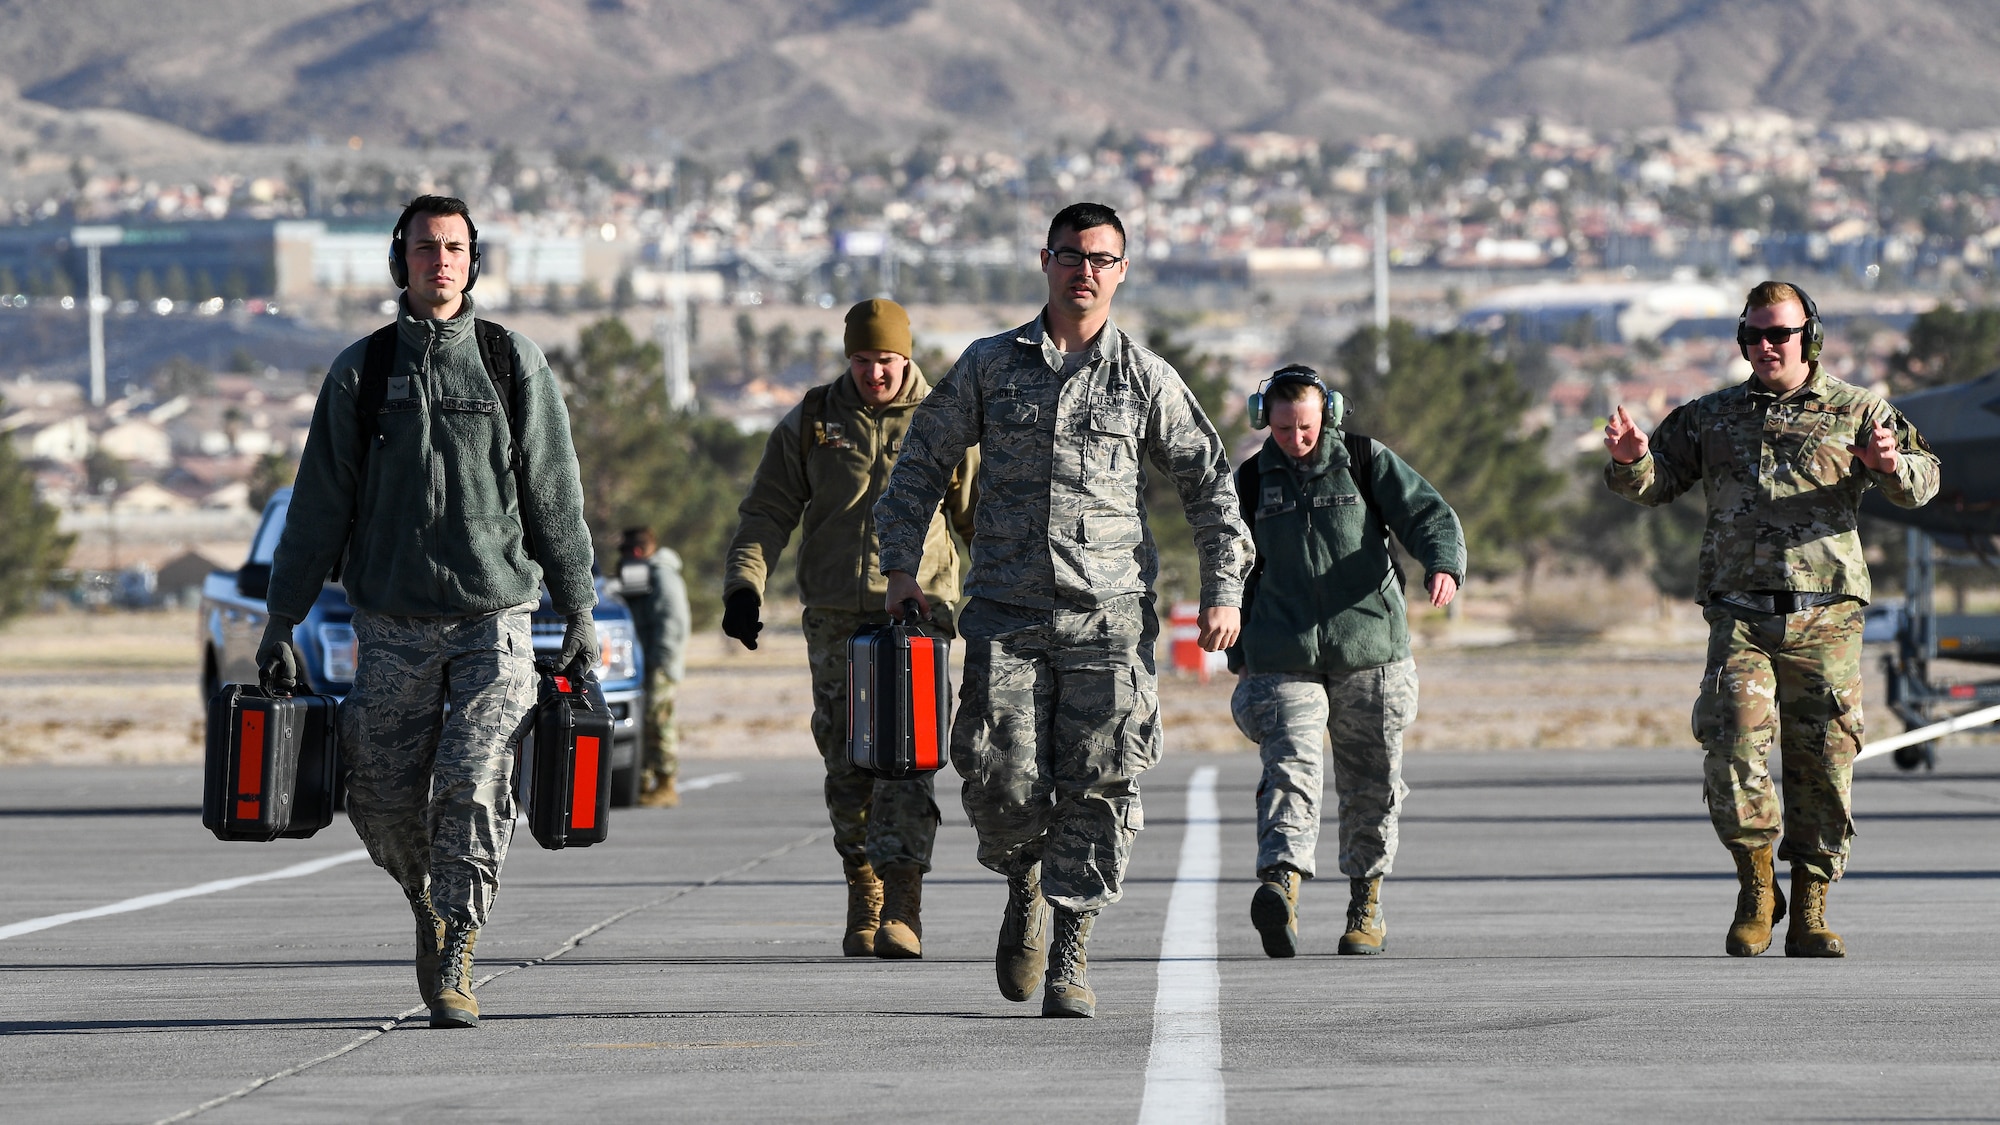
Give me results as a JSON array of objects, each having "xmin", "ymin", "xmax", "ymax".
[{"xmin": 249, "ymin": 495, "xmax": 291, "ymax": 566}]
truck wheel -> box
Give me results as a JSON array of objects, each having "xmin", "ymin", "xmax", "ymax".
[
  {"xmin": 1893, "ymin": 742, "xmax": 1935, "ymax": 772},
  {"xmin": 610, "ymin": 763, "xmax": 639, "ymax": 808}
]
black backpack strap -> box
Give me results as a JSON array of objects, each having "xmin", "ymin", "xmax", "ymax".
[
  {"xmin": 1342, "ymin": 430, "xmax": 1405, "ymax": 590},
  {"xmin": 354, "ymin": 324, "xmax": 398, "ymax": 473},
  {"xmin": 336, "ymin": 324, "xmax": 399, "ymax": 583},
  {"xmin": 473, "ymin": 318, "xmax": 536, "ymax": 563}
]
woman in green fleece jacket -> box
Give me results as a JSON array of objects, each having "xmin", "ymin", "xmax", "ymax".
[{"xmin": 1229, "ymin": 366, "xmax": 1465, "ymax": 959}]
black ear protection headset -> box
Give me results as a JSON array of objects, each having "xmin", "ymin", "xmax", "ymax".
[
  {"xmin": 389, "ymin": 200, "xmax": 481, "ymax": 293},
  {"xmin": 1249, "ymin": 364, "xmax": 1345, "ymax": 430},
  {"xmin": 1736, "ymin": 280, "xmax": 1821, "ymax": 363}
]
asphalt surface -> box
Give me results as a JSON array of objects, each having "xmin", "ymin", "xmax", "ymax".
[{"xmin": 2, "ymin": 748, "xmax": 1997, "ymax": 1124}]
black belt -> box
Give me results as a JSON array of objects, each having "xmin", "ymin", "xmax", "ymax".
[{"xmin": 1711, "ymin": 590, "xmax": 1849, "ymax": 615}]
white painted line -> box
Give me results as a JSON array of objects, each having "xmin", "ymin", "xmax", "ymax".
[
  {"xmin": 680, "ymin": 772, "xmax": 745, "ymax": 792},
  {"xmin": 155, "ymin": 828, "xmax": 832, "ymax": 1124},
  {"xmin": 1858, "ymin": 702, "xmax": 2000, "ymax": 763},
  {"xmin": 1138, "ymin": 765, "xmax": 1225, "ymax": 1125},
  {"xmin": 0, "ymin": 849, "xmax": 370, "ymax": 941}
]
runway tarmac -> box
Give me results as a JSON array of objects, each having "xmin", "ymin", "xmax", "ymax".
[{"xmin": 2, "ymin": 749, "xmax": 1996, "ymax": 1124}]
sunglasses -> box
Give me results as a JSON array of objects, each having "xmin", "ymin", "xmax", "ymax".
[{"xmin": 1736, "ymin": 324, "xmax": 1809, "ymax": 348}]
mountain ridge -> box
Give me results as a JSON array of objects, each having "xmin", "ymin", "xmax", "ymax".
[{"xmin": 3, "ymin": 0, "xmax": 1999, "ymax": 157}]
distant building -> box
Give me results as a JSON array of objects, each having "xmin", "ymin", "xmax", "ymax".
[{"xmin": 1459, "ymin": 280, "xmax": 1735, "ymax": 345}]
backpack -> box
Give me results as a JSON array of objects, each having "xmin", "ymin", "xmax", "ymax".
[
  {"xmin": 1235, "ymin": 430, "xmax": 1405, "ymax": 591},
  {"xmin": 351, "ymin": 318, "xmax": 537, "ymax": 563}
]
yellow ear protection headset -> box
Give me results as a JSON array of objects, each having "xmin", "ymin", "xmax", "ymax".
[
  {"xmin": 1249, "ymin": 364, "xmax": 1345, "ymax": 429},
  {"xmin": 388, "ymin": 200, "xmax": 482, "ymax": 293},
  {"xmin": 1735, "ymin": 280, "xmax": 1821, "ymax": 363}
]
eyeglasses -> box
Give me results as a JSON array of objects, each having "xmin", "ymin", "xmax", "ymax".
[
  {"xmin": 1736, "ymin": 324, "xmax": 1809, "ymax": 348},
  {"xmin": 1048, "ymin": 247, "xmax": 1126, "ymax": 269}
]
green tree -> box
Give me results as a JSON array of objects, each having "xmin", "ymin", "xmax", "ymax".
[
  {"xmin": 85, "ymin": 449, "xmax": 129, "ymax": 493},
  {"xmin": 735, "ymin": 312, "xmax": 759, "ymax": 381},
  {"xmin": 553, "ymin": 318, "xmax": 765, "ymax": 626},
  {"xmin": 0, "ymin": 428, "xmax": 71, "ymax": 621},
  {"xmin": 1560, "ymin": 455, "xmax": 1706, "ymax": 600},
  {"xmin": 246, "ymin": 450, "xmax": 296, "ymax": 512},
  {"xmin": 1336, "ymin": 322, "xmax": 1567, "ymax": 578},
  {"xmin": 155, "ymin": 356, "xmax": 214, "ymax": 398},
  {"xmin": 1890, "ymin": 305, "xmax": 2000, "ymax": 392}
]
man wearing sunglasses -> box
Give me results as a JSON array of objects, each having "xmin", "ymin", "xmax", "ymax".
[
  {"xmin": 1604, "ymin": 280, "xmax": 1937, "ymax": 961},
  {"xmin": 874, "ymin": 202, "xmax": 1252, "ymax": 1017}
]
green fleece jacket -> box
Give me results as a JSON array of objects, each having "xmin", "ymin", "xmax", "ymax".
[
  {"xmin": 1232, "ymin": 432, "xmax": 1465, "ymax": 674},
  {"xmin": 268, "ymin": 296, "xmax": 597, "ymax": 621}
]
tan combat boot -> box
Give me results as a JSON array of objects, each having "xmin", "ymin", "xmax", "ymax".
[
  {"xmin": 1725, "ymin": 844, "xmax": 1787, "ymax": 957},
  {"xmin": 996, "ymin": 864, "xmax": 1049, "ymax": 1002},
  {"xmin": 1042, "ymin": 906, "xmax": 1097, "ymax": 1018},
  {"xmin": 429, "ymin": 927, "xmax": 480, "ymax": 1028},
  {"xmin": 1250, "ymin": 866, "xmax": 1303, "ymax": 958},
  {"xmin": 841, "ymin": 858, "xmax": 883, "ymax": 957},
  {"xmin": 1785, "ymin": 865, "xmax": 1845, "ymax": 958},
  {"xmin": 411, "ymin": 895, "xmax": 445, "ymax": 1003},
  {"xmin": 1339, "ymin": 877, "xmax": 1387, "ymax": 955},
  {"xmin": 874, "ymin": 863, "xmax": 924, "ymax": 959},
  {"xmin": 637, "ymin": 771, "xmax": 680, "ymax": 808}
]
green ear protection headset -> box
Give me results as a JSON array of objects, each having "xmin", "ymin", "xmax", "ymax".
[
  {"xmin": 1249, "ymin": 364, "xmax": 1345, "ymax": 430},
  {"xmin": 1735, "ymin": 280, "xmax": 1822, "ymax": 363}
]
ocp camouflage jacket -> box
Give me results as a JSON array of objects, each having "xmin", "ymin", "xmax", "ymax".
[
  {"xmin": 725, "ymin": 365, "xmax": 976, "ymax": 617},
  {"xmin": 1605, "ymin": 368, "xmax": 1938, "ymax": 603},
  {"xmin": 875, "ymin": 313, "xmax": 1252, "ymax": 611}
]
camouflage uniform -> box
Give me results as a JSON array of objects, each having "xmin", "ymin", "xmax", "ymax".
[
  {"xmin": 620, "ymin": 547, "xmax": 689, "ymax": 785},
  {"xmin": 1234, "ymin": 663, "xmax": 1419, "ymax": 879},
  {"xmin": 340, "ymin": 604, "xmax": 539, "ymax": 930},
  {"xmin": 803, "ymin": 606, "xmax": 946, "ymax": 870},
  {"xmin": 724, "ymin": 367, "xmax": 974, "ymax": 870},
  {"xmin": 1607, "ymin": 368, "xmax": 1938, "ymax": 878},
  {"xmin": 875, "ymin": 315, "xmax": 1252, "ymax": 911}
]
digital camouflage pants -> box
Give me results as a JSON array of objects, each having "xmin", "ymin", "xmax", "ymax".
[
  {"xmin": 639, "ymin": 666, "xmax": 679, "ymax": 782},
  {"xmin": 1231, "ymin": 660, "xmax": 1417, "ymax": 881},
  {"xmin": 801, "ymin": 607, "xmax": 943, "ymax": 872},
  {"xmin": 340, "ymin": 605, "xmax": 538, "ymax": 930},
  {"xmin": 1695, "ymin": 599, "xmax": 1864, "ymax": 881},
  {"xmin": 952, "ymin": 594, "xmax": 1161, "ymax": 913}
]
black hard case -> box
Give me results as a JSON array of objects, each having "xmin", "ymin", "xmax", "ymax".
[
  {"xmin": 202, "ymin": 684, "xmax": 340, "ymax": 841},
  {"xmin": 846, "ymin": 619, "xmax": 951, "ymax": 779},
  {"xmin": 520, "ymin": 667, "xmax": 614, "ymax": 850}
]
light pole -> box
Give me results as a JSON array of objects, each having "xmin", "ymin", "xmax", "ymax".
[{"xmin": 72, "ymin": 225, "xmax": 123, "ymax": 407}]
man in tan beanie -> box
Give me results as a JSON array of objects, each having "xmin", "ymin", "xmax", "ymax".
[{"xmin": 723, "ymin": 298, "xmax": 977, "ymax": 959}]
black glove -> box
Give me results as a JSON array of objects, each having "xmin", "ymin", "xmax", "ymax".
[
  {"xmin": 557, "ymin": 612, "xmax": 599, "ymax": 678},
  {"xmin": 256, "ymin": 614, "xmax": 304, "ymax": 695},
  {"xmin": 721, "ymin": 588, "xmax": 762, "ymax": 650}
]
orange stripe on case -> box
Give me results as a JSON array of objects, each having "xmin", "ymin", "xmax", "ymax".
[
  {"xmin": 236, "ymin": 709, "xmax": 265, "ymax": 821},
  {"xmin": 909, "ymin": 638, "xmax": 939, "ymax": 770},
  {"xmin": 572, "ymin": 736, "xmax": 600, "ymax": 830}
]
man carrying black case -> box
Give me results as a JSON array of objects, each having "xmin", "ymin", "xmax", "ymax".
[{"xmin": 257, "ymin": 195, "xmax": 598, "ymax": 1030}]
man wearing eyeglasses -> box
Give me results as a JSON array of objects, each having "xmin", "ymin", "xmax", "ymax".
[
  {"xmin": 874, "ymin": 202, "xmax": 1253, "ymax": 1017},
  {"xmin": 1604, "ymin": 280, "xmax": 1936, "ymax": 961}
]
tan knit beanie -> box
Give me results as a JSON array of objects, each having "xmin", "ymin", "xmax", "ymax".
[{"xmin": 844, "ymin": 298, "xmax": 913, "ymax": 359}]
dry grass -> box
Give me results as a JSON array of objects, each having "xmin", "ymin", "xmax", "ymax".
[{"xmin": 0, "ymin": 603, "xmax": 1978, "ymax": 767}]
